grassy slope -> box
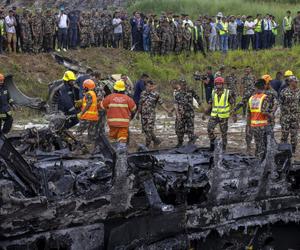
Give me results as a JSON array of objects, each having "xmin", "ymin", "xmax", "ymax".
[
  {"xmin": 128, "ymin": 0, "xmax": 299, "ymax": 22},
  {"xmin": 2, "ymin": 47, "xmax": 300, "ymax": 102}
]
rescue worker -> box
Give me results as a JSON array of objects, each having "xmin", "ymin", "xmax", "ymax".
[
  {"xmin": 248, "ymin": 79, "xmax": 271, "ymax": 161},
  {"xmin": 100, "ymin": 80, "xmax": 136, "ymax": 145},
  {"xmin": 205, "ymin": 77, "xmax": 236, "ymax": 151},
  {"xmin": 279, "ymin": 70, "xmax": 294, "ymax": 93},
  {"xmin": 174, "ymin": 79, "xmax": 201, "ymax": 147},
  {"xmin": 51, "ymin": 71, "xmax": 79, "ymax": 129},
  {"xmin": 137, "ymin": 80, "xmax": 170, "ymax": 148},
  {"xmin": 77, "ymin": 79, "xmax": 99, "ymax": 138},
  {"xmin": 280, "ymin": 75, "xmax": 300, "ymax": 154},
  {"xmin": 262, "ymin": 74, "xmax": 278, "ymax": 129},
  {"xmin": 0, "ymin": 74, "xmax": 15, "ymax": 134}
]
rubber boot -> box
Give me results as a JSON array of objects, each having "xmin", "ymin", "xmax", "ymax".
[
  {"xmin": 209, "ymin": 140, "xmax": 215, "ymax": 151},
  {"xmin": 176, "ymin": 139, "xmax": 183, "ymax": 148},
  {"xmin": 188, "ymin": 135, "xmax": 198, "ymax": 144},
  {"xmin": 292, "ymin": 144, "xmax": 296, "ymax": 154}
]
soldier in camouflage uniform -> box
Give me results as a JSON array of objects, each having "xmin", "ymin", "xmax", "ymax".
[
  {"xmin": 247, "ymin": 79, "xmax": 271, "ymax": 161},
  {"xmin": 202, "ymin": 16, "xmax": 211, "ymax": 52},
  {"xmin": 206, "ymin": 77, "xmax": 236, "ymax": 151},
  {"xmin": 280, "ymin": 76, "xmax": 300, "ymax": 153},
  {"xmin": 42, "ymin": 9, "xmax": 56, "ymax": 52},
  {"xmin": 225, "ymin": 66, "xmax": 238, "ymax": 100},
  {"xmin": 122, "ymin": 17, "xmax": 131, "ymax": 50},
  {"xmin": 19, "ymin": 10, "xmax": 33, "ymax": 53},
  {"xmin": 137, "ymin": 80, "xmax": 170, "ymax": 147},
  {"xmin": 79, "ymin": 12, "xmax": 91, "ymax": 48},
  {"xmin": 88, "ymin": 12, "xmax": 95, "ymax": 46},
  {"xmin": 182, "ymin": 23, "xmax": 192, "ymax": 53},
  {"xmin": 160, "ymin": 19, "xmax": 171, "ymax": 55},
  {"xmin": 31, "ymin": 9, "xmax": 43, "ymax": 53},
  {"xmin": 174, "ymin": 20, "xmax": 183, "ymax": 54},
  {"xmin": 94, "ymin": 12, "xmax": 103, "ymax": 47},
  {"xmin": 262, "ymin": 74, "xmax": 278, "ymax": 128},
  {"xmin": 150, "ymin": 18, "xmax": 161, "ymax": 55},
  {"xmin": 169, "ymin": 18, "xmax": 176, "ymax": 52},
  {"xmin": 174, "ymin": 79, "xmax": 201, "ymax": 147},
  {"xmin": 103, "ymin": 13, "xmax": 113, "ymax": 48}
]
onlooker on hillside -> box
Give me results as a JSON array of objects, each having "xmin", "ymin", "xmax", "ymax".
[
  {"xmin": 244, "ymin": 16, "xmax": 255, "ymax": 50},
  {"xmin": 5, "ymin": 9, "xmax": 17, "ymax": 53},
  {"xmin": 112, "ymin": 11, "xmax": 123, "ymax": 48},
  {"xmin": 0, "ymin": 9, "xmax": 4, "ymax": 54},
  {"xmin": 56, "ymin": 6, "xmax": 69, "ymax": 51},
  {"xmin": 228, "ymin": 15, "xmax": 237, "ymax": 50},
  {"xmin": 283, "ymin": 10, "xmax": 293, "ymax": 48},
  {"xmin": 293, "ymin": 11, "xmax": 300, "ymax": 45}
]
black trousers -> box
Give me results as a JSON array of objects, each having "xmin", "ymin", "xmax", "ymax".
[
  {"xmin": 0, "ymin": 115, "xmax": 13, "ymax": 134},
  {"xmin": 284, "ymin": 30, "xmax": 293, "ymax": 48}
]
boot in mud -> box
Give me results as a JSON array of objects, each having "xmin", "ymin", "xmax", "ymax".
[{"xmin": 210, "ymin": 140, "xmax": 215, "ymax": 151}]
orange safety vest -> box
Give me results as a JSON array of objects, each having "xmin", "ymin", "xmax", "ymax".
[
  {"xmin": 249, "ymin": 93, "xmax": 268, "ymax": 127},
  {"xmin": 101, "ymin": 93, "xmax": 136, "ymax": 127},
  {"xmin": 81, "ymin": 90, "xmax": 99, "ymax": 121}
]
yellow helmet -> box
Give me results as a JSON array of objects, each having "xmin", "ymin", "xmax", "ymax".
[
  {"xmin": 262, "ymin": 74, "xmax": 272, "ymax": 84},
  {"xmin": 63, "ymin": 71, "xmax": 76, "ymax": 81},
  {"xmin": 284, "ymin": 70, "xmax": 294, "ymax": 77},
  {"xmin": 114, "ymin": 80, "xmax": 126, "ymax": 91}
]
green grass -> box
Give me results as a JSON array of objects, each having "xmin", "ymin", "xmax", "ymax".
[{"xmin": 129, "ymin": 0, "xmax": 299, "ymax": 19}]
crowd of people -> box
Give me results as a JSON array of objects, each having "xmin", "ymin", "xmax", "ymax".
[{"xmin": 0, "ymin": 6, "xmax": 300, "ymax": 54}]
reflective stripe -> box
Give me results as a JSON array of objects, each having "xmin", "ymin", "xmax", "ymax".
[
  {"xmin": 81, "ymin": 90, "xmax": 99, "ymax": 121},
  {"xmin": 284, "ymin": 16, "xmax": 292, "ymax": 31},
  {"xmin": 211, "ymin": 89, "xmax": 230, "ymax": 118},
  {"xmin": 69, "ymin": 107, "xmax": 76, "ymax": 112},
  {"xmin": 254, "ymin": 19, "xmax": 262, "ymax": 32},
  {"xmin": 108, "ymin": 118, "xmax": 130, "ymax": 122},
  {"xmin": 251, "ymin": 120, "xmax": 268, "ymax": 125},
  {"xmin": 0, "ymin": 113, "xmax": 7, "ymax": 118},
  {"xmin": 9, "ymin": 99, "xmax": 14, "ymax": 103},
  {"xmin": 108, "ymin": 103, "xmax": 129, "ymax": 108},
  {"xmin": 249, "ymin": 93, "xmax": 268, "ymax": 127}
]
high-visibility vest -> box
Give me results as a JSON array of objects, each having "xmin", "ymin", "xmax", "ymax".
[
  {"xmin": 193, "ymin": 26, "xmax": 203, "ymax": 41},
  {"xmin": 219, "ymin": 22, "xmax": 228, "ymax": 35},
  {"xmin": 249, "ymin": 93, "xmax": 268, "ymax": 127},
  {"xmin": 101, "ymin": 93, "xmax": 136, "ymax": 128},
  {"xmin": 284, "ymin": 16, "xmax": 292, "ymax": 31},
  {"xmin": 211, "ymin": 89, "xmax": 231, "ymax": 119},
  {"xmin": 254, "ymin": 19, "xmax": 262, "ymax": 33},
  {"xmin": 81, "ymin": 90, "xmax": 99, "ymax": 121},
  {"xmin": 272, "ymin": 21, "xmax": 278, "ymax": 35}
]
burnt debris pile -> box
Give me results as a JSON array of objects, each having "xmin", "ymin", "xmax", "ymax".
[{"xmin": 0, "ymin": 133, "xmax": 300, "ymax": 249}]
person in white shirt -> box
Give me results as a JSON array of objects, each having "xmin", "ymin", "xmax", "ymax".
[
  {"xmin": 263, "ymin": 14, "xmax": 273, "ymax": 49},
  {"xmin": 56, "ymin": 7, "xmax": 69, "ymax": 51},
  {"xmin": 182, "ymin": 14, "xmax": 194, "ymax": 27},
  {"xmin": 228, "ymin": 16, "xmax": 237, "ymax": 50},
  {"xmin": 5, "ymin": 10, "xmax": 16, "ymax": 53},
  {"xmin": 244, "ymin": 16, "xmax": 255, "ymax": 50},
  {"xmin": 209, "ymin": 18, "xmax": 217, "ymax": 51},
  {"xmin": 112, "ymin": 11, "xmax": 123, "ymax": 48}
]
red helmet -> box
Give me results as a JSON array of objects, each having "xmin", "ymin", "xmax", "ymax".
[
  {"xmin": 83, "ymin": 79, "xmax": 96, "ymax": 90},
  {"xmin": 214, "ymin": 77, "xmax": 224, "ymax": 85}
]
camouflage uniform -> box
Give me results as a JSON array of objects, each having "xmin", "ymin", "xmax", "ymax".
[
  {"xmin": 31, "ymin": 13, "xmax": 43, "ymax": 53},
  {"xmin": 42, "ymin": 12, "xmax": 56, "ymax": 52},
  {"xmin": 139, "ymin": 90, "xmax": 164, "ymax": 146},
  {"xmin": 248, "ymin": 94, "xmax": 271, "ymax": 160},
  {"xmin": 150, "ymin": 22, "xmax": 161, "ymax": 55},
  {"xmin": 202, "ymin": 20, "xmax": 211, "ymax": 52},
  {"xmin": 241, "ymin": 74, "xmax": 256, "ymax": 149},
  {"xmin": 94, "ymin": 15, "xmax": 104, "ymax": 47},
  {"xmin": 80, "ymin": 14, "xmax": 91, "ymax": 48},
  {"xmin": 174, "ymin": 23, "xmax": 183, "ymax": 54},
  {"xmin": 103, "ymin": 15, "xmax": 113, "ymax": 48},
  {"xmin": 174, "ymin": 87, "xmax": 201, "ymax": 146},
  {"xmin": 19, "ymin": 14, "xmax": 33, "ymax": 52},
  {"xmin": 160, "ymin": 24, "xmax": 171, "ymax": 55},
  {"xmin": 207, "ymin": 88, "xmax": 236, "ymax": 150},
  {"xmin": 122, "ymin": 19, "xmax": 131, "ymax": 50},
  {"xmin": 225, "ymin": 74, "xmax": 238, "ymax": 100},
  {"xmin": 280, "ymin": 86, "xmax": 300, "ymax": 152},
  {"xmin": 265, "ymin": 88, "xmax": 278, "ymax": 127},
  {"xmin": 169, "ymin": 21, "xmax": 176, "ymax": 52},
  {"xmin": 182, "ymin": 26, "xmax": 192, "ymax": 52}
]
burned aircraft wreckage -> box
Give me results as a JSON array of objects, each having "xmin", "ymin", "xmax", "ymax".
[{"xmin": 0, "ymin": 54, "xmax": 300, "ymax": 250}]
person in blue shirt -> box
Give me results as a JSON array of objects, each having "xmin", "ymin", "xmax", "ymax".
[
  {"xmin": 133, "ymin": 73, "xmax": 149, "ymax": 106},
  {"xmin": 143, "ymin": 16, "xmax": 151, "ymax": 52}
]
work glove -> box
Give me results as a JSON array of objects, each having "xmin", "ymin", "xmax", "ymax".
[{"xmin": 75, "ymin": 100, "xmax": 83, "ymax": 108}]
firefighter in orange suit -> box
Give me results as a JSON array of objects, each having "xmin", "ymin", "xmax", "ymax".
[{"xmin": 100, "ymin": 80, "xmax": 136, "ymax": 143}]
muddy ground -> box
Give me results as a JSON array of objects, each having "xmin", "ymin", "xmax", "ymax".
[{"xmin": 13, "ymin": 112, "xmax": 299, "ymax": 160}]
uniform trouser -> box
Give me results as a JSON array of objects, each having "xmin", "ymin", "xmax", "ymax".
[
  {"xmin": 207, "ymin": 116, "xmax": 228, "ymax": 150},
  {"xmin": 209, "ymin": 34, "xmax": 217, "ymax": 51},
  {"xmin": 0, "ymin": 115, "xmax": 13, "ymax": 134},
  {"xmin": 109, "ymin": 127, "xmax": 129, "ymax": 143},
  {"xmin": 175, "ymin": 115, "xmax": 195, "ymax": 144},
  {"xmin": 237, "ymin": 32, "xmax": 243, "ymax": 49},
  {"xmin": 246, "ymin": 123, "xmax": 253, "ymax": 149},
  {"xmin": 142, "ymin": 118, "xmax": 158, "ymax": 146},
  {"xmin": 193, "ymin": 39, "xmax": 206, "ymax": 56},
  {"xmin": 263, "ymin": 30, "xmax": 272, "ymax": 49},
  {"xmin": 281, "ymin": 118, "xmax": 298, "ymax": 150},
  {"xmin": 252, "ymin": 126, "xmax": 267, "ymax": 161},
  {"xmin": 284, "ymin": 30, "xmax": 293, "ymax": 48},
  {"xmin": 245, "ymin": 34, "xmax": 255, "ymax": 50},
  {"xmin": 205, "ymin": 86, "xmax": 212, "ymax": 103},
  {"xmin": 255, "ymin": 32, "xmax": 262, "ymax": 50}
]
